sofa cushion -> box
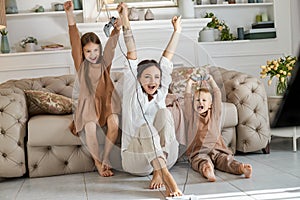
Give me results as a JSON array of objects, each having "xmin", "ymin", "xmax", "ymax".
[
  {"xmin": 24, "ymin": 90, "xmax": 73, "ymax": 116},
  {"xmin": 27, "ymin": 115, "xmax": 81, "ymax": 146},
  {"xmin": 222, "ymin": 102, "xmax": 238, "ymax": 128}
]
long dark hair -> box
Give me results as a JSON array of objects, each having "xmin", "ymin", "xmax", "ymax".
[
  {"xmin": 137, "ymin": 60, "xmax": 162, "ymax": 94},
  {"xmin": 81, "ymin": 32, "xmax": 103, "ymax": 95},
  {"xmin": 137, "ymin": 59, "xmax": 161, "ymax": 79}
]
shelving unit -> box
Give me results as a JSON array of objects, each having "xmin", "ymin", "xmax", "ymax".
[
  {"xmin": 194, "ymin": 2, "xmax": 273, "ymax": 8},
  {"xmin": 6, "ymin": 10, "xmax": 83, "ymax": 17},
  {"xmin": 194, "ymin": 1, "xmax": 274, "ymax": 30}
]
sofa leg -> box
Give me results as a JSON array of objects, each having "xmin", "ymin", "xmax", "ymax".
[{"xmin": 262, "ymin": 141, "xmax": 270, "ymax": 154}]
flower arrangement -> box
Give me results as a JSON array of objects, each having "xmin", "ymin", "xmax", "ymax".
[
  {"xmin": 260, "ymin": 55, "xmax": 297, "ymax": 95},
  {"xmin": 0, "ymin": 29, "xmax": 8, "ymax": 36},
  {"xmin": 20, "ymin": 36, "xmax": 38, "ymax": 48},
  {"xmin": 204, "ymin": 12, "xmax": 236, "ymax": 41}
]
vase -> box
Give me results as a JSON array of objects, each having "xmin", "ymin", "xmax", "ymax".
[
  {"xmin": 5, "ymin": 0, "xmax": 18, "ymax": 14},
  {"xmin": 178, "ymin": 0, "xmax": 195, "ymax": 19},
  {"xmin": 276, "ymin": 79, "xmax": 287, "ymax": 96},
  {"xmin": 198, "ymin": 28, "xmax": 215, "ymax": 42},
  {"xmin": 25, "ymin": 43, "xmax": 36, "ymax": 52},
  {"xmin": 1, "ymin": 35, "xmax": 10, "ymax": 53},
  {"xmin": 73, "ymin": 0, "xmax": 82, "ymax": 10}
]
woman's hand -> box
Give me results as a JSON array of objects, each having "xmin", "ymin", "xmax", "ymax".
[
  {"xmin": 172, "ymin": 15, "xmax": 182, "ymax": 33},
  {"xmin": 64, "ymin": 1, "xmax": 74, "ymax": 12},
  {"xmin": 117, "ymin": 2, "xmax": 129, "ymax": 19}
]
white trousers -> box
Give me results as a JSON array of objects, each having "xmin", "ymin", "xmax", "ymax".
[{"xmin": 122, "ymin": 108, "xmax": 179, "ymax": 176}]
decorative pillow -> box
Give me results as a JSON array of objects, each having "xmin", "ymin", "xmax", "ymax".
[{"xmin": 24, "ymin": 90, "xmax": 73, "ymax": 116}]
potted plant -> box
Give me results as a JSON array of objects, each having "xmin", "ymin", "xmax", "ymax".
[
  {"xmin": 0, "ymin": 29, "xmax": 10, "ymax": 53},
  {"xmin": 20, "ymin": 36, "xmax": 38, "ymax": 52},
  {"xmin": 204, "ymin": 12, "xmax": 236, "ymax": 41}
]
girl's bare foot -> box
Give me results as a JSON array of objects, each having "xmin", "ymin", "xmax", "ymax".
[
  {"xmin": 149, "ymin": 170, "xmax": 164, "ymax": 189},
  {"xmin": 160, "ymin": 168, "xmax": 182, "ymax": 197},
  {"xmin": 95, "ymin": 160, "xmax": 114, "ymax": 177},
  {"xmin": 240, "ymin": 164, "xmax": 252, "ymax": 178},
  {"xmin": 202, "ymin": 163, "xmax": 216, "ymax": 182}
]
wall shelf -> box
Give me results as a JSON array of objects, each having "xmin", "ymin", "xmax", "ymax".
[
  {"xmin": 6, "ymin": 10, "xmax": 82, "ymax": 17},
  {"xmin": 194, "ymin": 2, "xmax": 273, "ymax": 8},
  {"xmin": 0, "ymin": 49, "xmax": 71, "ymax": 57}
]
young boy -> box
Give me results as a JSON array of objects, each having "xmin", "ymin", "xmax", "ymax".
[{"xmin": 184, "ymin": 72, "xmax": 252, "ymax": 182}]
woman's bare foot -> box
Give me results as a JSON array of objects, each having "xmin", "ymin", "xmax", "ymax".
[
  {"xmin": 202, "ymin": 163, "xmax": 216, "ymax": 182},
  {"xmin": 160, "ymin": 168, "xmax": 182, "ymax": 197},
  {"xmin": 95, "ymin": 160, "xmax": 114, "ymax": 177},
  {"xmin": 240, "ymin": 164, "xmax": 252, "ymax": 178},
  {"xmin": 149, "ymin": 170, "xmax": 164, "ymax": 189}
]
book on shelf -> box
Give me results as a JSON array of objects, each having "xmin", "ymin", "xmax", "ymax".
[
  {"xmin": 244, "ymin": 28, "xmax": 276, "ymax": 34},
  {"xmin": 252, "ymin": 21, "xmax": 275, "ymax": 29}
]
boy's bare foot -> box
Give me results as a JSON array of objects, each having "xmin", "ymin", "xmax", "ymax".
[
  {"xmin": 149, "ymin": 170, "xmax": 164, "ymax": 189},
  {"xmin": 95, "ymin": 160, "xmax": 114, "ymax": 177},
  {"xmin": 160, "ymin": 168, "xmax": 182, "ymax": 197},
  {"xmin": 202, "ymin": 163, "xmax": 216, "ymax": 182},
  {"xmin": 240, "ymin": 164, "xmax": 252, "ymax": 178}
]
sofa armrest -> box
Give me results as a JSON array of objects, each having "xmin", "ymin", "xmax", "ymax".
[
  {"xmin": 216, "ymin": 67, "xmax": 271, "ymax": 153},
  {"xmin": 0, "ymin": 87, "xmax": 28, "ymax": 177}
]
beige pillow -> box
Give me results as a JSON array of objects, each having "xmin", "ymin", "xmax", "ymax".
[{"xmin": 24, "ymin": 90, "xmax": 73, "ymax": 116}]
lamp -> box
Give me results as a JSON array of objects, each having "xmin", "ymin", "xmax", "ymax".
[{"xmin": 0, "ymin": 0, "xmax": 7, "ymax": 30}]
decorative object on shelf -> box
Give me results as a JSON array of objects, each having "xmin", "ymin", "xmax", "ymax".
[
  {"xmin": 41, "ymin": 43, "xmax": 64, "ymax": 51},
  {"xmin": 256, "ymin": 14, "xmax": 262, "ymax": 22},
  {"xmin": 128, "ymin": 7, "xmax": 139, "ymax": 21},
  {"xmin": 256, "ymin": 0, "xmax": 263, "ymax": 2},
  {"xmin": 237, "ymin": 27, "xmax": 244, "ymax": 40},
  {"xmin": 196, "ymin": 0, "xmax": 202, "ymax": 5},
  {"xmin": 228, "ymin": 0, "xmax": 235, "ymax": 4},
  {"xmin": 5, "ymin": 0, "xmax": 18, "ymax": 14},
  {"xmin": 73, "ymin": 0, "xmax": 82, "ymax": 10},
  {"xmin": 178, "ymin": 0, "xmax": 194, "ymax": 19},
  {"xmin": 261, "ymin": 12, "xmax": 268, "ymax": 22},
  {"xmin": 144, "ymin": 9, "xmax": 154, "ymax": 20},
  {"xmin": 35, "ymin": 6, "xmax": 45, "ymax": 13},
  {"xmin": 198, "ymin": 27, "xmax": 215, "ymax": 42},
  {"xmin": 54, "ymin": 3, "xmax": 64, "ymax": 11},
  {"xmin": 210, "ymin": 0, "xmax": 217, "ymax": 4},
  {"xmin": 248, "ymin": 0, "xmax": 255, "ymax": 3},
  {"xmin": 20, "ymin": 36, "xmax": 38, "ymax": 52},
  {"xmin": 204, "ymin": 12, "xmax": 236, "ymax": 41},
  {"xmin": 260, "ymin": 55, "xmax": 297, "ymax": 96},
  {"xmin": 0, "ymin": 29, "xmax": 10, "ymax": 53}
]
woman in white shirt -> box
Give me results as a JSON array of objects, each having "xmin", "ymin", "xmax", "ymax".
[{"xmin": 117, "ymin": 2, "xmax": 182, "ymax": 198}]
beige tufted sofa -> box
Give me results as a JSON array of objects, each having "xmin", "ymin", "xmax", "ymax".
[{"xmin": 0, "ymin": 66, "xmax": 271, "ymax": 178}]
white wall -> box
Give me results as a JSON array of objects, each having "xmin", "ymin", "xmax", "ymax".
[
  {"xmin": 1, "ymin": 0, "xmax": 299, "ymax": 92},
  {"xmin": 291, "ymin": 0, "xmax": 300, "ymax": 56}
]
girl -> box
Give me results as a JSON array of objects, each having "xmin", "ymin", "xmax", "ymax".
[
  {"xmin": 64, "ymin": 1, "xmax": 120, "ymax": 177},
  {"xmin": 117, "ymin": 2, "xmax": 182, "ymax": 197}
]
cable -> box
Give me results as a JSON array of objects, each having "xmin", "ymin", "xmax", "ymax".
[
  {"xmin": 117, "ymin": 39, "xmax": 171, "ymax": 197},
  {"xmin": 181, "ymin": 80, "xmax": 203, "ymax": 194},
  {"xmin": 100, "ymin": 4, "xmax": 181, "ymax": 196}
]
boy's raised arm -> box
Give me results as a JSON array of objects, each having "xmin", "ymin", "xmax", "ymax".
[{"xmin": 162, "ymin": 16, "xmax": 182, "ymax": 61}]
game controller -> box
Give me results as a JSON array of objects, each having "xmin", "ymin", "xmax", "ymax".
[
  {"xmin": 190, "ymin": 74, "xmax": 210, "ymax": 82},
  {"xmin": 103, "ymin": 16, "xmax": 117, "ymax": 37},
  {"xmin": 166, "ymin": 194, "xmax": 197, "ymax": 200}
]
